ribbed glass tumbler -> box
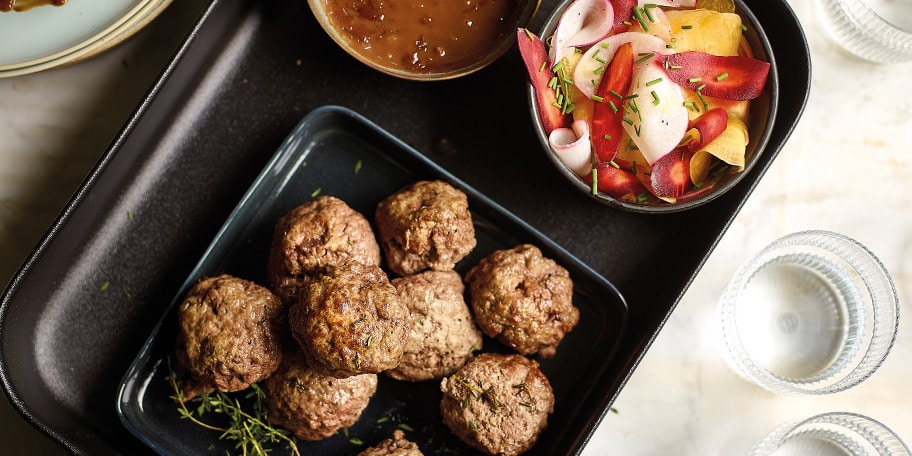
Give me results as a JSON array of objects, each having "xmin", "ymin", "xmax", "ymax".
[
  {"xmin": 751, "ymin": 412, "xmax": 911, "ymax": 456},
  {"xmin": 816, "ymin": 0, "xmax": 912, "ymax": 63},
  {"xmin": 717, "ymin": 230, "xmax": 899, "ymax": 395}
]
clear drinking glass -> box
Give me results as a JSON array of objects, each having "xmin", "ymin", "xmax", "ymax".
[
  {"xmin": 717, "ymin": 230, "xmax": 899, "ymax": 394},
  {"xmin": 751, "ymin": 412, "xmax": 911, "ymax": 456},
  {"xmin": 816, "ymin": 0, "xmax": 912, "ymax": 63}
]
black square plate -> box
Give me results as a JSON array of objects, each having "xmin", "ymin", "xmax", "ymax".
[{"xmin": 116, "ymin": 106, "xmax": 629, "ymax": 455}]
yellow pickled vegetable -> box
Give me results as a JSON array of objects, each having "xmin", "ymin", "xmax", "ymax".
[
  {"xmin": 690, "ymin": 116, "xmax": 749, "ymax": 185},
  {"xmin": 665, "ymin": 9, "xmax": 742, "ymax": 56}
]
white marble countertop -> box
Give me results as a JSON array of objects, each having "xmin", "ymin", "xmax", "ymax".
[{"xmin": 2, "ymin": 0, "xmax": 911, "ymax": 454}]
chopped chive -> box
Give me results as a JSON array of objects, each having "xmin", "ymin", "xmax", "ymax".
[
  {"xmin": 696, "ymin": 83, "xmax": 707, "ymax": 91},
  {"xmin": 591, "ymin": 168, "xmax": 598, "ymax": 195},
  {"xmin": 637, "ymin": 193, "xmax": 649, "ymax": 203},
  {"xmin": 601, "ymin": 42, "xmax": 610, "ymax": 48},
  {"xmin": 716, "ymin": 72, "xmax": 730, "ymax": 81},
  {"xmin": 354, "ymin": 159, "xmax": 362, "ymax": 174},
  {"xmin": 609, "ymin": 160, "xmax": 620, "ymax": 169},
  {"xmin": 633, "ymin": 7, "xmax": 650, "ymax": 31},
  {"xmin": 629, "ymin": 99, "xmax": 640, "ymax": 113},
  {"xmin": 398, "ymin": 423, "xmax": 415, "ymax": 432},
  {"xmin": 622, "ymin": 116, "xmax": 634, "ymax": 125},
  {"xmin": 670, "ymin": 64, "xmax": 683, "ymax": 69},
  {"xmin": 643, "ymin": 4, "xmax": 656, "ymax": 22},
  {"xmin": 609, "ymin": 100, "xmax": 618, "ymax": 113},
  {"xmin": 604, "ymin": 134, "xmax": 612, "ymax": 140},
  {"xmin": 635, "ymin": 124, "xmax": 642, "ymax": 136},
  {"xmin": 610, "ymin": 90, "xmax": 624, "ymax": 99},
  {"xmin": 552, "ymin": 101, "xmax": 562, "ymax": 109},
  {"xmin": 311, "ymin": 187, "xmax": 321, "ymax": 197},
  {"xmin": 666, "ymin": 43, "xmax": 676, "ymax": 49},
  {"xmin": 634, "ymin": 52, "xmax": 655, "ymax": 65},
  {"xmin": 681, "ymin": 24, "xmax": 693, "ymax": 29},
  {"xmin": 548, "ymin": 76, "xmax": 558, "ymax": 89},
  {"xmin": 377, "ymin": 417, "xmax": 390, "ymax": 424},
  {"xmin": 742, "ymin": 24, "xmax": 748, "ymax": 31},
  {"xmin": 539, "ymin": 61, "xmax": 546, "ymax": 72},
  {"xmin": 593, "ymin": 66, "xmax": 605, "ymax": 75},
  {"xmin": 651, "ymin": 90, "xmax": 660, "ymax": 105},
  {"xmin": 622, "ymin": 103, "xmax": 631, "ymax": 114},
  {"xmin": 625, "ymin": 93, "xmax": 640, "ymax": 99},
  {"xmin": 592, "ymin": 94, "xmax": 605, "ymax": 102},
  {"xmin": 688, "ymin": 77, "xmax": 702, "ymax": 83},
  {"xmin": 632, "ymin": 160, "xmax": 638, "ymax": 175},
  {"xmin": 552, "ymin": 60, "xmax": 564, "ymax": 72},
  {"xmin": 523, "ymin": 28, "xmax": 535, "ymax": 41},
  {"xmin": 100, "ymin": 281, "xmax": 110, "ymax": 292},
  {"xmin": 350, "ymin": 438, "xmax": 364, "ymax": 445},
  {"xmin": 646, "ymin": 77, "xmax": 663, "ymax": 86},
  {"xmin": 623, "ymin": 20, "xmax": 633, "ymax": 26}
]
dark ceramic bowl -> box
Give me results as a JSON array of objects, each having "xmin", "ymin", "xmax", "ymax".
[
  {"xmin": 309, "ymin": 0, "xmax": 540, "ymax": 81},
  {"xmin": 529, "ymin": 0, "xmax": 779, "ymax": 213}
]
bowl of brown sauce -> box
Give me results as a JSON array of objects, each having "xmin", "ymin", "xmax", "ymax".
[{"xmin": 308, "ymin": 0, "xmax": 540, "ymax": 80}]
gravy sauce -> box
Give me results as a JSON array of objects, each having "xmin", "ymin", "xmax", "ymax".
[
  {"xmin": 322, "ymin": 0, "xmax": 528, "ymax": 74},
  {"xmin": 1, "ymin": 0, "xmax": 66, "ymax": 12}
]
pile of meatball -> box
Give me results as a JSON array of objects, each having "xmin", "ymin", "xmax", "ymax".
[{"xmin": 173, "ymin": 179, "xmax": 580, "ymax": 456}]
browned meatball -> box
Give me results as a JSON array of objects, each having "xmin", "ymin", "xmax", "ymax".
[
  {"xmin": 264, "ymin": 348, "xmax": 377, "ymax": 441},
  {"xmin": 464, "ymin": 244, "xmax": 578, "ymax": 358},
  {"xmin": 439, "ymin": 353, "xmax": 554, "ymax": 456},
  {"xmin": 267, "ymin": 195, "xmax": 381, "ymax": 304},
  {"xmin": 357, "ymin": 430, "xmax": 423, "ymax": 456},
  {"xmin": 387, "ymin": 270, "xmax": 483, "ymax": 382},
  {"xmin": 289, "ymin": 261, "xmax": 410, "ymax": 377},
  {"xmin": 375, "ymin": 180, "xmax": 476, "ymax": 277},
  {"xmin": 175, "ymin": 274, "xmax": 285, "ymax": 399}
]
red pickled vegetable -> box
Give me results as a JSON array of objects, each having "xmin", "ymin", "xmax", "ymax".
[
  {"xmin": 584, "ymin": 161, "xmax": 649, "ymax": 199},
  {"xmin": 517, "ymin": 28, "xmax": 568, "ymax": 134},
  {"xmin": 663, "ymin": 51, "xmax": 770, "ymax": 100},
  {"xmin": 591, "ymin": 42, "xmax": 634, "ymax": 164},
  {"xmin": 686, "ymin": 107, "xmax": 729, "ymax": 152},
  {"xmin": 649, "ymin": 146, "xmax": 696, "ymax": 198},
  {"xmin": 609, "ymin": 0, "xmax": 637, "ymax": 34}
]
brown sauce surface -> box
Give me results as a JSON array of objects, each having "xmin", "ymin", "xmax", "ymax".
[
  {"xmin": 322, "ymin": 0, "xmax": 527, "ymax": 74},
  {"xmin": 1, "ymin": 0, "xmax": 66, "ymax": 12}
]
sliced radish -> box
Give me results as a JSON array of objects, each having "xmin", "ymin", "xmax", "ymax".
[
  {"xmin": 550, "ymin": 0, "xmax": 615, "ymax": 65},
  {"xmin": 549, "ymin": 119, "xmax": 593, "ymax": 176},
  {"xmin": 573, "ymin": 32, "xmax": 669, "ymax": 100},
  {"xmin": 621, "ymin": 55, "xmax": 689, "ymax": 165}
]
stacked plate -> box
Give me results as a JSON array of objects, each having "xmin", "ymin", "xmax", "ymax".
[{"xmin": 0, "ymin": 0, "xmax": 173, "ymax": 78}]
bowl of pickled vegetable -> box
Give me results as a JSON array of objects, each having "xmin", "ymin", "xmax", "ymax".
[{"xmin": 520, "ymin": 0, "xmax": 777, "ymax": 212}]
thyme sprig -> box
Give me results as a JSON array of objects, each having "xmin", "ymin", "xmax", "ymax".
[{"xmin": 167, "ymin": 369, "xmax": 300, "ymax": 456}]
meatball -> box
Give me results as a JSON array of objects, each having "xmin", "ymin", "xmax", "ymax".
[
  {"xmin": 267, "ymin": 195, "xmax": 381, "ymax": 304},
  {"xmin": 289, "ymin": 261, "xmax": 410, "ymax": 377},
  {"xmin": 464, "ymin": 244, "xmax": 578, "ymax": 358},
  {"xmin": 175, "ymin": 274, "xmax": 285, "ymax": 399},
  {"xmin": 264, "ymin": 348, "xmax": 377, "ymax": 441},
  {"xmin": 357, "ymin": 430, "xmax": 423, "ymax": 456},
  {"xmin": 439, "ymin": 353, "xmax": 554, "ymax": 456},
  {"xmin": 387, "ymin": 270, "xmax": 483, "ymax": 382},
  {"xmin": 375, "ymin": 180, "xmax": 476, "ymax": 276}
]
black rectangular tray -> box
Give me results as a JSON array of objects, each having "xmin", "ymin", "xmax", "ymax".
[
  {"xmin": 0, "ymin": 0, "xmax": 810, "ymax": 453},
  {"xmin": 117, "ymin": 105, "xmax": 629, "ymax": 455}
]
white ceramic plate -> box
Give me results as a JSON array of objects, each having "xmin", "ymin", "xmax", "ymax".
[{"xmin": 0, "ymin": 0, "xmax": 172, "ymax": 77}]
